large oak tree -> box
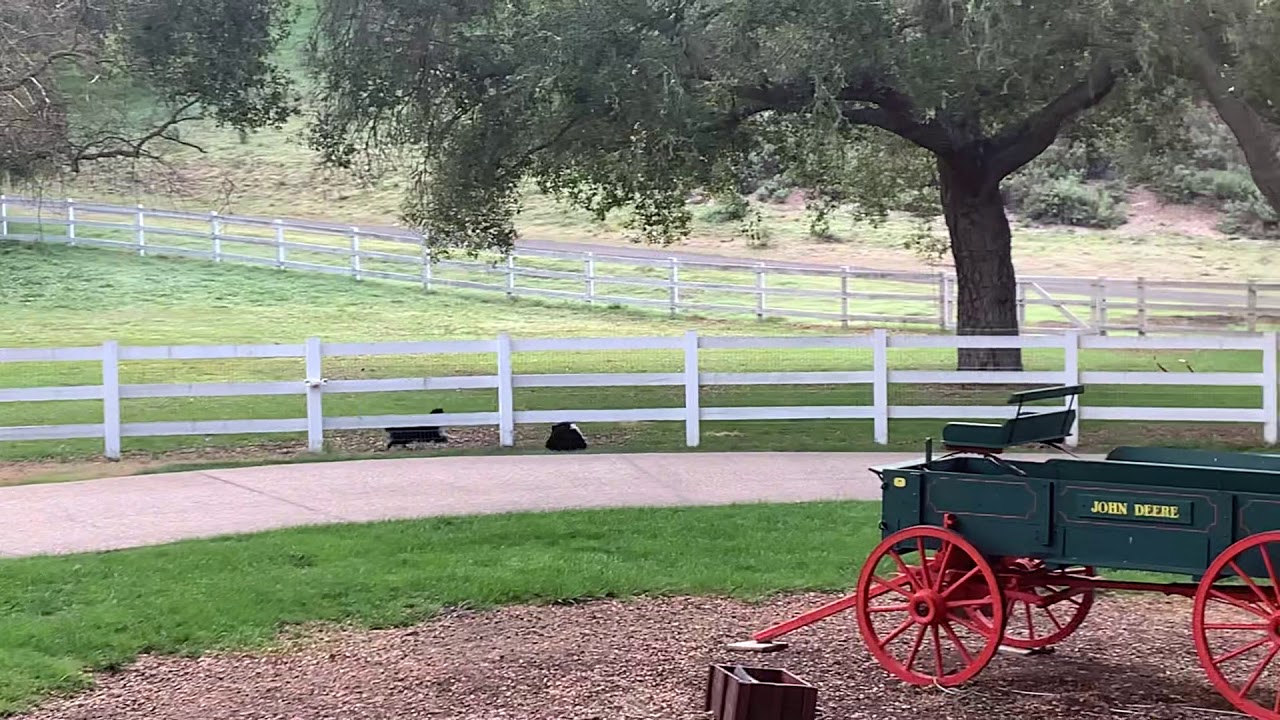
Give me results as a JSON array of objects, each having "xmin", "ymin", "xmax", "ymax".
[
  {"xmin": 308, "ymin": 0, "xmax": 1141, "ymax": 369},
  {"xmin": 1, "ymin": 0, "xmax": 296, "ymax": 183}
]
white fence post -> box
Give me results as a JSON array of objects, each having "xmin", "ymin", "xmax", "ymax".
[
  {"xmin": 585, "ymin": 252, "xmax": 596, "ymax": 304},
  {"xmin": 840, "ymin": 267, "xmax": 851, "ymax": 330},
  {"xmin": 135, "ymin": 204, "xmax": 146, "ymax": 256},
  {"xmin": 1247, "ymin": 281, "xmax": 1259, "ymax": 333},
  {"xmin": 304, "ymin": 337, "xmax": 324, "ymax": 452},
  {"xmin": 66, "ymin": 198, "xmax": 76, "ymax": 246},
  {"xmin": 1016, "ymin": 282, "xmax": 1027, "ymax": 329},
  {"xmin": 873, "ymin": 328, "xmax": 889, "ymax": 444},
  {"xmin": 274, "ymin": 220, "xmax": 286, "ymax": 268},
  {"xmin": 937, "ymin": 273, "xmax": 947, "ymax": 330},
  {"xmin": 505, "ymin": 255, "xmax": 516, "ymax": 298},
  {"xmin": 422, "ymin": 246, "xmax": 433, "ymax": 291},
  {"xmin": 349, "ymin": 227, "xmax": 362, "ymax": 280},
  {"xmin": 1064, "ymin": 330, "xmax": 1081, "ymax": 447},
  {"xmin": 668, "ymin": 258, "xmax": 680, "ymax": 317},
  {"xmin": 497, "ymin": 333, "xmax": 515, "ymax": 446},
  {"xmin": 1136, "ymin": 277, "xmax": 1147, "ymax": 336},
  {"xmin": 684, "ymin": 330, "xmax": 700, "ymax": 447},
  {"xmin": 210, "ymin": 212, "xmax": 222, "ymax": 262},
  {"xmin": 755, "ymin": 263, "xmax": 766, "ymax": 320},
  {"xmin": 1265, "ymin": 332, "xmax": 1278, "ymax": 446},
  {"xmin": 0, "ymin": 194, "xmax": 7, "ymax": 236},
  {"xmin": 102, "ymin": 340, "xmax": 121, "ymax": 460}
]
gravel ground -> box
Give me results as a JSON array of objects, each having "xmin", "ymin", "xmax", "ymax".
[{"xmin": 14, "ymin": 592, "xmax": 1248, "ymax": 720}]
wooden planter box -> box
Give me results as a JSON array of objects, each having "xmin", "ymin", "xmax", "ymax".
[{"xmin": 704, "ymin": 664, "xmax": 817, "ymax": 720}]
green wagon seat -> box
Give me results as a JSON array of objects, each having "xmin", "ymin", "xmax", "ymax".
[{"xmin": 941, "ymin": 384, "xmax": 1083, "ymax": 453}]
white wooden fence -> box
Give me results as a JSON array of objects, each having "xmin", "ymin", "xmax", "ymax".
[
  {"xmin": 3, "ymin": 195, "xmax": 1278, "ymax": 335},
  {"xmin": 1, "ymin": 331, "xmax": 1275, "ymax": 459}
]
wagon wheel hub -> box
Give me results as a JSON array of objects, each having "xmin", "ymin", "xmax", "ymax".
[
  {"xmin": 1268, "ymin": 614, "xmax": 1280, "ymax": 644},
  {"xmin": 908, "ymin": 591, "xmax": 943, "ymax": 625}
]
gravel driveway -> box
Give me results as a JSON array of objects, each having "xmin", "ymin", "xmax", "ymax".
[{"xmin": 15, "ymin": 592, "xmax": 1237, "ymax": 720}]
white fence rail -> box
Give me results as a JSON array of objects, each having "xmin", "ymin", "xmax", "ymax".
[
  {"xmin": 2, "ymin": 195, "xmax": 1278, "ymax": 335},
  {"xmin": 1, "ymin": 331, "xmax": 1275, "ymax": 459}
]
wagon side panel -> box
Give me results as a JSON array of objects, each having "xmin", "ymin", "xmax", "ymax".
[
  {"xmin": 1054, "ymin": 482, "xmax": 1233, "ymax": 576},
  {"xmin": 879, "ymin": 468, "xmax": 924, "ymax": 537},
  {"xmin": 1231, "ymin": 492, "xmax": 1280, "ymax": 578},
  {"xmin": 916, "ymin": 472, "xmax": 1052, "ymax": 559}
]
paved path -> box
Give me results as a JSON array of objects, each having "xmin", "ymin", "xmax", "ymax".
[{"xmin": 0, "ymin": 451, "xmax": 1100, "ymax": 558}]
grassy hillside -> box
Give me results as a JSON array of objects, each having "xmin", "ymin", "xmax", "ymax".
[{"xmin": 0, "ymin": 240, "xmax": 1269, "ymax": 477}]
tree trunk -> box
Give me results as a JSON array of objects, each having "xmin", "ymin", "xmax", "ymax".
[
  {"xmin": 939, "ymin": 158, "xmax": 1022, "ymax": 370},
  {"xmin": 1188, "ymin": 48, "xmax": 1280, "ymax": 216}
]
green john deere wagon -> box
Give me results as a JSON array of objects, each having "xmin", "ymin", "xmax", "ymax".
[{"xmin": 733, "ymin": 385, "xmax": 1280, "ymax": 719}]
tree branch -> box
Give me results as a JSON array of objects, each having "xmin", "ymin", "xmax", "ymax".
[
  {"xmin": 0, "ymin": 49, "xmax": 88, "ymax": 93},
  {"xmin": 732, "ymin": 77, "xmax": 952, "ymax": 154},
  {"xmin": 986, "ymin": 59, "xmax": 1118, "ymax": 181},
  {"xmin": 840, "ymin": 105, "xmax": 951, "ymax": 154},
  {"xmin": 69, "ymin": 100, "xmax": 204, "ymax": 170}
]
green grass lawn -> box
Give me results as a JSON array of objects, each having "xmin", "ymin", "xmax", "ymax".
[
  {"xmin": 0, "ymin": 501, "xmax": 881, "ymax": 714},
  {"xmin": 0, "ymin": 499, "xmax": 1189, "ymax": 716},
  {"xmin": 0, "ymin": 240, "xmax": 1273, "ymax": 464}
]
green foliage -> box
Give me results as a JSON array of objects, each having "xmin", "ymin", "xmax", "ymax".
[
  {"xmin": 703, "ymin": 194, "xmax": 750, "ymax": 224},
  {"xmin": 302, "ymin": 0, "xmax": 1137, "ymax": 256},
  {"xmin": 1, "ymin": 0, "xmax": 297, "ymax": 182},
  {"xmin": 1002, "ymin": 132, "xmax": 1129, "ymax": 229},
  {"xmin": 1152, "ymin": 165, "xmax": 1261, "ymax": 206},
  {"xmin": 1015, "ymin": 175, "xmax": 1128, "ymax": 229},
  {"xmin": 1220, "ymin": 196, "xmax": 1280, "ymax": 238},
  {"xmin": 109, "ymin": 0, "xmax": 299, "ymax": 130}
]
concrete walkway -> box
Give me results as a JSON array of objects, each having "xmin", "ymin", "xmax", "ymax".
[{"xmin": 0, "ymin": 451, "xmax": 1094, "ymax": 558}]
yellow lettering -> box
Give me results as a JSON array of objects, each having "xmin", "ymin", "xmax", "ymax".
[
  {"xmin": 1133, "ymin": 504, "xmax": 1180, "ymax": 520},
  {"xmin": 1089, "ymin": 500, "xmax": 1129, "ymax": 516}
]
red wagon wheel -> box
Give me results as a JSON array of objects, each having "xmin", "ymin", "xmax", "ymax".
[
  {"xmin": 855, "ymin": 525, "xmax": 1007, "ymax": 687},
  {"xmin": 1193, "ymin": 531, "xmax": 1280, "ymax": 720},
  {"xmin": 998, "ymin": 561, "xmax": 1096, "ymax": 650}
]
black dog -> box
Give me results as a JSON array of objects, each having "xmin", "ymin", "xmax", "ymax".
[
  {"xmin": 385, "ymin": 408, "xmax": 448, "ymax": 449},
  {"xmin": 545, "ymin": 422, "xmax": 587, "ymax": 451}
]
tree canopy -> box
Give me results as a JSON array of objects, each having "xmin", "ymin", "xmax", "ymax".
[
  {"xmin": 307, "ymin": 0, "xmax": 1145, "ymax": 367},
  {"xmin": 1, "ymin": 0, "xmax": 296, "ymax": 182}
]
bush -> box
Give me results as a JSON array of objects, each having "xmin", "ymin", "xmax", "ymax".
[
  {"xmin": 753, "ymin": 176, "xmax": 795, "ymax": 204},
  {"xmin": 1219, "ymin": 196, "xmax": 1280, "ymax": 239},
  {"xmin": 702, "ymin": 194, "xmax": 749, "ymax": 223},
  {"xmin": 1015, "ymin": 175, "xmax": 1128, "ymax": 229},
  {"xmin": 1152, "ymin": 165, "xmax": 1261, "ymax": 206}
]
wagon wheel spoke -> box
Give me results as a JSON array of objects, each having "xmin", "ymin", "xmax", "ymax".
[
  {"xmin": 1208, "ymin": 589, "xmax": 1274, "ymax": 620},
  {"xmin": 932, "ymin": 542, "xmax": 954, "ymax": 593},
  {"xmin": 872, "ymin": 574, "xmax": 915, "ymax": 600},
  {"xmin": 1205, "ymin": 623, "xmax": 1272, "ymax": 631},
  {"xmin": 917, "ymin": 538, "xmax": 933, "ymax": 589},
  {"xmin": 931, "ymin": 624, "xmax": 944, "ymax": 677},
  {"xmin": 1043, "ymin": 605, "xmax": 1065, "ymax": 633},
  {"xmin": 940, "ymin": 618, "xmax": 974, "ymax": 665},
  {"xmin": 882, "ymin": 617, "xmax": 915, "ymax": 647},
  {"xmin": 947, "ymin": 607, "xmax": 996, "ymax": 637},
  {"xmin": 1229, "ymin": 560, "xmax": 1278, "ymax": 611},
  {"xmin": 867, "ymin": 603, "xmax": 913, "ymax": 614},
  {"xmin": 903, "ymin": 625, "xmax": 927, "ymax": 672},
  {"xmin": 947, "ymin": 598, "xmax": 995, "ymax": 610},
  {"xmin": 1214, "ymin": 637, "xmax": 1272, "ymax": 667},
  {"xmin": 1239, "ymin": 644, "xmax": 1280, "ymax": 698},
  {"xmin": 1262, "ymin": 548, "xmax": 1280, "ymax": 609},
  {"xmin": 940, "ymin": 566, "xmax": 983, "ymax": 600},
  {"xmin": 889, "ymin": 550, "xmax": 924, "ymax": 590}
]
